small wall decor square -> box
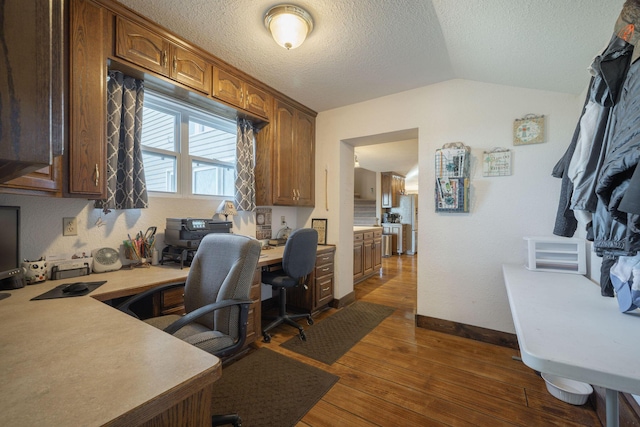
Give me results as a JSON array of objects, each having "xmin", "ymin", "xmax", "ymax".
[
  {"xmin": 513, "ymin": 114, "xmax": 545, "ymax": 145},
  {"xmin": 483, "ymin": 149, "xmax": 511, "ymax": 177}
]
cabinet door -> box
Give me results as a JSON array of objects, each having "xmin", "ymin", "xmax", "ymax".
[
  {"xmin": 170, "ymin": 45, "xmax": 211, "ymax": 94},
  {"xmin": 363, "ymin": 238, "xmax": 373, "ymax": 275},
  {"xmin": 212, "ymin": 67, "xmax": 243, "ymax": 108},
  {"xmin": 0, "ymin": 0, "xmax": 63, "ymax": 183},
  {"xmin": 272, "ymin": 100, "xmax": 296, "ymax": 205},
  {"xmin": 315, "ymin": 275, "xmax": 334, "ymax": 309},
  {"xmin": 116, "ymin": 17, "xmax": 169, "ymax": 76},
  {"xmin": 244, "ymin": 82, "xmax": 271, "ymax": 118},
  {"xmin": 68, "ymin": 0, "xmax": 106, "ymax": 198},
  {"xmin": 294, "ymin": 109, "xmax": 315, "ymax": 206},
  {"xmin": 0, "ymin": 159, "xmax": 61, "ymax": 195},
  {"xmin": 353, "ymin": 240, "xmax": 364, "ymax": 281}
]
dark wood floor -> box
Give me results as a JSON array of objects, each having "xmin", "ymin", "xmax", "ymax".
[{"xmin": 256, "ymin": 255, "xmax": 602, "ymax": 426}]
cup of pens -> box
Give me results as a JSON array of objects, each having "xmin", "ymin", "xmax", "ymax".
[{"xmin": 124, "ymin": 226, "xmax": 157, "ymax": 268}]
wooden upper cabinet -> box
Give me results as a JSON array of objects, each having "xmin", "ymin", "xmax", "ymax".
[
  {"xmin": 212, "ymin": 67, "xmax": 271, "ymax": 119},
  {"xmin": 255, "ymin": 97, "xmax": 315, "ymax": 207},
  {"xmin": 116, "ymin": 17, "xmax": 211, "ymax": 94},
  {"xmin": 0, "ymin": 0, "xmax": 64, "ymax": 184},
  {"xmin": 68, "ymin": 0, "xmax": 107, "ymax": 198},
  {"xmin": 116, "ymin": 17, "xmax": 169, "ymax": 76}
]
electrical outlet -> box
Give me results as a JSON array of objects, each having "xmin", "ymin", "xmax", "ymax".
[
  {"xmin": 63, "ymin": 217, "xmax": 77, "ymax": 236},
  {"xmin": 281, "ymin": 216, "xmax": 286, "ymax": 225}
]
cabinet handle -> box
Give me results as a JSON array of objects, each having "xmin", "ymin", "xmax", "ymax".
[
  {"xmin": 94, "ymin": 164, "xmax": 99, "ymax": 186},
  {"xmin": 322, "ymin": 287, "xmax": 330, "ymax": 292},
  {"xmin": 322, "ymin": 267, "xmax": 329, "ymax": 272},
  {"xmin": 303, "ymin": 284, "xmax": 308, "ymax": 290},
  {"xmin": 162, "ymin": 51, "xmax": 168, "ymax": 67},
  {"xmin": 321, "ymin": 256, "xmax": 329, "ymax": 261},
  {"xmin": 173, "ymin": 56, "xmax": 177, "ymax": 72}
]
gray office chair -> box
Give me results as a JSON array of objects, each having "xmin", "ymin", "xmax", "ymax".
[
  {"xmin": 261, "ymin": 228, "xmax": 318, "ymax": 342},
  {"xmin": 117, "ymin": 233, "xmax": 261, "ymax": 427}
]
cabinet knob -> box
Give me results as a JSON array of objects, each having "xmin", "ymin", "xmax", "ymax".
[{"xmin": 94, "ymin": 164, "xmax": 99, "ymax": 187}]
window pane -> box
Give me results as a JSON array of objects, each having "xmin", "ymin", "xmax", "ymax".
[
  {"xmin": 143, "ymin": 151, "xmax": 177, "ymax": 192},
  {"xmin": 189, "ymin": 118, "xmax": 235, "ymax": 162},
  {"xmin": 192, "ymin": 160, "xmax": 235, "ymax": 196},
  {"xmin": 142, "ymin": 106, "xmax": 177, "ymax": 151}
]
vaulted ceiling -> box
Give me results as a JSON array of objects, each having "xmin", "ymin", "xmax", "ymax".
[{"xmin": 117, "ymin": 0, "xmax": 625, "ymax": 190}]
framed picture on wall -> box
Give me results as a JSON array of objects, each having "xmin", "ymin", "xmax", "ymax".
[{"xmin": 312, "ymin": 218, "xmax": 328, "ymax": 245}]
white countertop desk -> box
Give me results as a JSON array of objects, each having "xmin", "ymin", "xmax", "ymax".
[
  {"xmin": 0, "ymin": 265, "xmax": 221, "ymax": 427},
  {"xmin": 503, "ymin": 264, "xmax": 640, "ymax": 427}
]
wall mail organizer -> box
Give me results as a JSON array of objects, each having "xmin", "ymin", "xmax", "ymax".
[{"xmin": 435, "ymin": 142, "xmax": 470, "ymax": 212}]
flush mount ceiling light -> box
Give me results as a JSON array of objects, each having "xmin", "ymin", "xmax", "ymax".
[{"xmin": 264, "ymin": 4, "xmax": 313, "ymax": 50}]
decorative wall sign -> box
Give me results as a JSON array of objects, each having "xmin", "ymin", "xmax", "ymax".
[
  {"xmin": 513, "ymin": 114, "xmax": 545, "ymax": 145},
  {"xmin": 311, "ymin": 218, "xmax": 328, "ymax": 245},
  {"xmin": 483, "ymin": 149, "xmax": 512, "ymax": 177}
]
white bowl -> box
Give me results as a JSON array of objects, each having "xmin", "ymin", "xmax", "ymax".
[{"xmin": 541, "ymin": 373, "xmax": 593, "ymax": 405}]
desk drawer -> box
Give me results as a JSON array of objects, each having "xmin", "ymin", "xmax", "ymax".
[
  {"xmin": 316, "ymin": 275, "xmax": 333, "ymax": 306},
  {"xmin": 316, "ymin": 251, "xmax": 334, "ymax": 267},
  {"xmin": 161, "ymin": 286, "xmax": 185, "ymax": 315},
  {"xmin": 363, "ymin": 231, "xmax": 374, "ymax": 240},
  {"xmin": 315, "ymin": 263, "xmax": 334, "ymax": 277}
]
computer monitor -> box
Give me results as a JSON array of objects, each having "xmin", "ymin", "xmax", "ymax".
[{"xmin": 0, "ymin": 206, "xmax": 23, "ymax": 291}]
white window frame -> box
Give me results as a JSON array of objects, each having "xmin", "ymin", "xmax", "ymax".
[{"xmin": 142, "ymin": 90, "xmax": 236, "ymax": 199}]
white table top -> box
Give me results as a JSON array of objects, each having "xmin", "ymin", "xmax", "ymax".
[{"xmin": 503, "ymin": 264, "xmax": 640, "ymax": 395}]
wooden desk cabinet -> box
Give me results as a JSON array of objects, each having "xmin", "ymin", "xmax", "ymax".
[{"xmin": 287, "ymin": 246, "xmax": 336, "ymax": 314}]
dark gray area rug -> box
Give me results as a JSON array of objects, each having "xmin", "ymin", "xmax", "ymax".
[
  {"xmin": 281, "ymin": 301, "xmax": 395, "ymax": 364},
  {"xmin": 211, "ymin": 348, "xmax": 338, "ymax": 427}
]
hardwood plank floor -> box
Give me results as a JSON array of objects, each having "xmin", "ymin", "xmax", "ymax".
[{"xmin": 256, "ymin": 254, "xmax": 601, "ymax": 426}]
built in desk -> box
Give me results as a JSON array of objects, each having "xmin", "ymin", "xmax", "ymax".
[
  {"xmin": 0, "ymin": 245, "xmax": 332, "ymax": 426},
  {"xmin": 503, "ymin": 264, "xmax": 640, "ymax": 427}
]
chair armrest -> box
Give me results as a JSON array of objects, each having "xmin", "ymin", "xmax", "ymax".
[
  {"xmin": 116, "ymin": 281, "xmax": 186, "ymax": 319},
  {"xmin": 163, "ymin": 299, "xmax": 252, "ymax": 335}
]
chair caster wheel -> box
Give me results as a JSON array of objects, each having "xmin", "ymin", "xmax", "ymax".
[
  {"xmin": 299, "ymin": 331, "xmax": 307, "ymax": 341},
  {"xmin": 262, "ymin": 333, "xmax": 271, "ymax": 343},
  {"xmin": 307, "ymin": 317, "xmax": 314, "ymax": 325}
]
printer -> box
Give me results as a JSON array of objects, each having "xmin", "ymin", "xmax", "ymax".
[{"xmin": 164, "ymin": 218, "xmax": 232, "ymax": 249}]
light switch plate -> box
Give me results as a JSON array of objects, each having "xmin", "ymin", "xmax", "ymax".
[{"xmin": 63, "ymin": 217, "xmax": 77, "ymax": 236}]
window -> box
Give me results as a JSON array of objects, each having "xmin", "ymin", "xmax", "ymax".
[{"xmin": 141, "ymin": 91, "xmax": 237, "ymax": 197}]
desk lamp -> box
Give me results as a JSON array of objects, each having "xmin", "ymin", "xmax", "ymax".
[{"xmin": 216, "ymin": 200, "xmax": 238, "ymax": 221}]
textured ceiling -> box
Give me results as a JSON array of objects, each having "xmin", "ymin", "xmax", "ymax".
[
  {"xmin": 116, "ymin": 0, "xmax": 625, "ymax": 113},
  {"xmin": 116, "ymin": 0, "xmax": 625, "ymax": 191}
]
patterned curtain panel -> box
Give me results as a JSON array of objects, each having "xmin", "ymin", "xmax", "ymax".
[
  {"xmin": 95, "ymin": 70, "xmax": 148, "ymax": 212},
  {"xmin": 235, "ymin": 118, "xmax": 256, "ymax": 211}
]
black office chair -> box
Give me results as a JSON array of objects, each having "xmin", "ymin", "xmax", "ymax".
[
  {"xmin": 117, "ymin": 233, "xmax": 261, "ymax": 427},
  {"xmin": 261, "ymin": 228, "xmax": 318, "ymax": 342}
]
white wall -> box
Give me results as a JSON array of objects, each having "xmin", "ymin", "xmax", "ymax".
[
  {"xmin": 0, "ymin": 193, "xmax": 298, "ymax": 262},
  {"xmin": 313, "ymin": 79, "xmax": 583, "ymax": 333},
  {"xmin": 354, "ymin": 168, "xmax": 377, "ymax": 200}
]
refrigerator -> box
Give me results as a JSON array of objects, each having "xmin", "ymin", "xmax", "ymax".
[{"xmin": 390, "ymin": 194, "xmax": 418, "ymax": 255}]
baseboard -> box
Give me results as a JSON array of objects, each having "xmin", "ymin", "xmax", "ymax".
[
  {"xmin": 415, "ymin": 315, "xmax": 519, "ymax": 349},
  {"xmin": 330, "ymin": 291, "xmax": 356, "ymax": 309}
]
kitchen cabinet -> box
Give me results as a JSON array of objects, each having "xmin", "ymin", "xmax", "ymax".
[
  {"xmin": 383, "ymin": 223, "xmax": 408, "ymax": 255},
  {"xmin": 68, "ymin": 0, "xmax": 107, "ymax": 198},
  {"xmin": 354, "ymin": 227, "xmax": 382, "ymax": 284},
  {"xmin": 286, "ymin": 246, "xmax": 335, "ymax": 315},
  {"xmin": 255, "ymin": 97, "xmax": 315, "ymax": 207},
  {"xmin": 0, "ymin": 160, "xmax": 62, "ymax": 196},
  {"xmin": 0, "ymin": 0, "xmax": 64, "ymax": 184},
  {"xmin": 381, "ymin": 172, "xmax": 405, "ymax": 208},
  {"xmin": 115, "ymin": 17, "xmax": 212, "ymax": 94},
  {"xmin": 212, "ymin": 67, "xmax": 271, "ymax": 119}
]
